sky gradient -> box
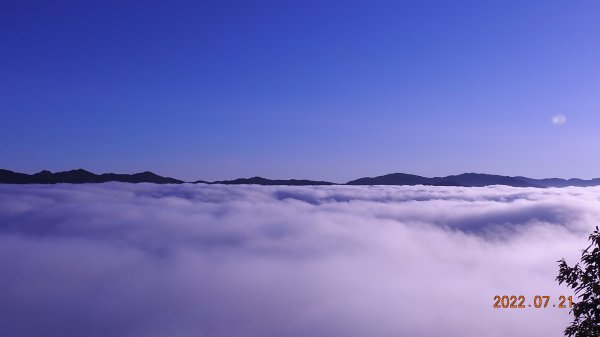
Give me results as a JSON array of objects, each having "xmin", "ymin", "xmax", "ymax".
[{"xmin": 2, "ymin": 1, "xmax": 600, "ymax": 182}]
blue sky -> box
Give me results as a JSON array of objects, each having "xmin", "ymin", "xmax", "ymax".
[{"xmin": 1, "ymin": 1, "xmax": 599, "ymax": 182}]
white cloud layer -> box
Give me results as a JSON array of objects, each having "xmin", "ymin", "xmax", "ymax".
[{"xmin": 0, "ymin": 183, "xmax": 599, "ymax": 337}]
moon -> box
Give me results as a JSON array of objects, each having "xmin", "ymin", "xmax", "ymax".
[{"xmin": 552, "ymin": 114, "xmax": 566, "ymax": 125}]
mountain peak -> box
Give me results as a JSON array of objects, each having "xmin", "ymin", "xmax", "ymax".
[{"xmin": 35, "ymin": 170, "xmax": 53, "ymax": 175}]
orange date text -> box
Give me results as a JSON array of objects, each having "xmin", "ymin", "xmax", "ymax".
[{"xmin": 493, "ymin": 295, "xmax": 573, "ymax": 309}]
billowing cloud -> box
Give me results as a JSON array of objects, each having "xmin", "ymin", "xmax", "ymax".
[{"xmin": 0, "ymin": 183, "xmax": 599, "ymax": 337}]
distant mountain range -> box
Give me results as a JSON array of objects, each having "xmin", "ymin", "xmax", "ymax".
[
  {"xmin": 0, "ymin": 169, "xmax": 182, "ymax": 184},
  {"xmin": 2, "ymin": 169, "xmax": 600, "ymax": 188},
  {"xmin": 346, "ymin": 173, "xmax": 540, "ymax": 187},
  {"xmin": 210, "ymin": 177, "xmax": 334, "ymax": 186}
]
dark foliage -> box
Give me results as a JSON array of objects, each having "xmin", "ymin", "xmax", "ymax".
[{"xmin": 557, "ymin": 227, "xmax": 600, "ymax": 337}]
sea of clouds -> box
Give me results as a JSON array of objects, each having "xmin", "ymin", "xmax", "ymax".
[{"xmin": 1, "ymin": 183, "xmax": 599, "ymax": 337}]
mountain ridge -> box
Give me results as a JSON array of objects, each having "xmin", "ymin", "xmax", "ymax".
[
  {"xmin": 2, "ymin": 169, "xmax": 600, "ymax": 188},
  {"xmin": 211, "ymin": 176, "xmax": 334, "ymax": 186},
  {"xmin": 344, "ymin": 172, "xmax": 598, "ymax": 188},
  {"xmin": 0, "ymin": 169, "xmax": 182, "ymax": 184},
  {"xmin": 345, "ymin": 172, "xmax": 542, "ymax": 187}
]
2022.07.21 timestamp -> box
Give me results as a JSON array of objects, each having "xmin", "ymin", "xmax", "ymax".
[{"xmin": 493, "ymin": 295, "xmax": 573, "ymax": 309}]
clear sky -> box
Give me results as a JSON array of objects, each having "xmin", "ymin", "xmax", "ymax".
[{"xmin": 1, "ymin": 1, "xmax": 599, "ymax": 182}]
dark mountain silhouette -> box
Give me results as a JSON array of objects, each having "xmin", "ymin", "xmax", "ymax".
[
  {"xmin": 99, "ymin": 171, "xmax": 182, "ymax": 184},
  {"xmin": 440, "ymin": 173, "xmax": 542, "ymax": 188},
  {"xmin": 346, "ymin": 173, "xmax": 432, "ymax": 186},
  {"xmin": 514, "ymin": 176, "xmax": 600, "ymax": 187},
  {"xmin": 0, "ymin": 169, "xmax": 30, "ymax": 184},
  {"xmin": 211, "ymin": 176, "xmax": 334, "ymax": 186},
  {"xmin": 0, "ymin": 169, "xmax": 182, "ymax": 184},
  {"xmin": 347, "ymin": 172, "xmax": 545, "ymax": 188},
  {"xmin": 2, "ymin": 168, "xmax": 600, "ymax": 187}
]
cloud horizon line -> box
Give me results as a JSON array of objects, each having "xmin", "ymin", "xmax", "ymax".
[{"xmin": 3, "ymin": 167, "xmax": 600, "ymax": 187}]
